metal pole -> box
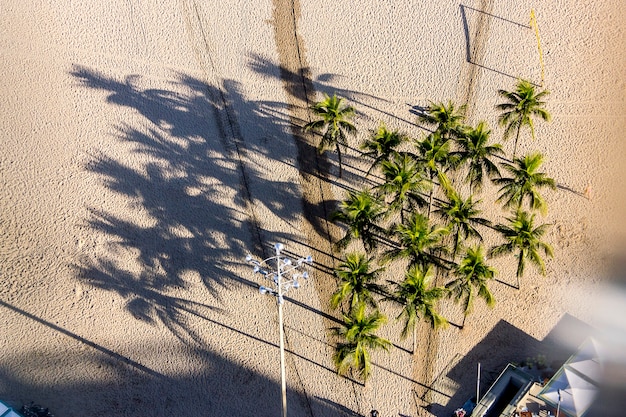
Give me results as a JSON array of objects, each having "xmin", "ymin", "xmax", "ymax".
[
  {"xmin": 276, "ymin": 246, "xmax": 288, "ymax": 417},
  {"xmin": 556, "ymin": 389, "xmax": 561, "ymax": 417},
  {"xmin": 476, "ymin": 362, "xmax": 481, "ymax": 403},
  {"xmin": 248, "ymin": 244, "xmax": 311, "ymax": 417}
]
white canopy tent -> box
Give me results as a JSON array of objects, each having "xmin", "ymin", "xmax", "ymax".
[
  {"xmin": 538, "ymin": 338, "xmax": 603, "ymax": 417},
  {"xmin": 0, "ymin": 401, "xmax": 22, "ymax": 417}
]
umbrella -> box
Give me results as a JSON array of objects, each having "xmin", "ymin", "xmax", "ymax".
[
  {"xmin": 565, "ymin": 338, "xmax": 603, "ymax": 384},
  {"xmin": 539, "ymin": 365, "xmax": 598, "ymax": 417}
]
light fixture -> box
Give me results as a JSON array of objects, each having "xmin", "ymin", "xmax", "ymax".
[{"xmin": 246, "ymin": 243, "xmax": 313, "ymax": 417}]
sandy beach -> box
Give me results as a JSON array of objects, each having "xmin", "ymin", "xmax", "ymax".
[{"xmin": 1, "ymin": 1, "xmax": 625, "ymax": 416}]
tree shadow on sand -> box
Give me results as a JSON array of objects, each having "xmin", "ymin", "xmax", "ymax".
[{"xmin": 70, "ymin": 66, "xmax": 305, "ymax": 343}]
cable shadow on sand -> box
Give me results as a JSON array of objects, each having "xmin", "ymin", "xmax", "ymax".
[{"xmin": 0, "ymin": 297, "xmax": 360, "ymax": 416}]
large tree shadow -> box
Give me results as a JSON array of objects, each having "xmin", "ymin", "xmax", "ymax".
[{"xmin": 70, "ymin": 66, "xmax": 305, "ymax": 342}]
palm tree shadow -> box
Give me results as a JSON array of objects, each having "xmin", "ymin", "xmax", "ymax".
[
  {"xmin": 248, "ymin": 52, "xmax": 417, "ymax": 137},
  {"xmin": 70, "ymin": 66, "xmax": 304, "ymax": 343}
]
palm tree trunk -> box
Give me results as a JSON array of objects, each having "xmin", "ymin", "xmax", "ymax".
[
  {"xmin": 516, "ymin": 253, "xmax": 523, "ymax": 290},
  {"xmin": 412, "ymin": 324, "xmax": 417, "ymax": 354},
  {"xmin": 427, "ymin": 172, "xmax": 435, "ymax": 218},
  {"xmin": 336, "ymin": 144, "xmax": 343, "ymax": 178},
  {"xmin": 453, "ymin": 229, "xmax": 460, "ymax": 260},
  {"xmin": 513, "ymin": 118, "xmax": 522, "ymax": 157}
]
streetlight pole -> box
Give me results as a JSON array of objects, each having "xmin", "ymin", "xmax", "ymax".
[{"xmin": 247, "ymin": 243, "xmax": 313, "ymax": 417}]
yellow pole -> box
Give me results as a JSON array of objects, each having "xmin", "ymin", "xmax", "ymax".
[{"xmin": 530, "ymin": 9, "xmax": 546, "ymax": 87}]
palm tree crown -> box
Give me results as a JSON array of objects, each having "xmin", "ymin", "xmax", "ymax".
[
  {"xmin": 391, "ymin": 264, "xmax": 448, "ymax": 340},
  {"xmin": 331, "ymin": 189, "xmax": 386, "ymax": 252},
  {"xmin": 496, "ymin": 79, "xmax": 550, "ymax": 156},
  {"xmin": 384, "ymin": 212, "xmax": 449, "ymax": 269},
  {"xmin": 446, "ymin": 245, "xmax": 496, "ymax": 316},
  {"xmin": 332, "ymin": 252, "xmax": 385, "ymax": 310},
  {"xmin": 333, "ymin": 303, "xmax": 391, "ymax": 381},
  {"xmin": 415, "ymin": 132, "xmax": 456, "ymax": 216},
  {"xmin": 490, "ymin": 209, "xmax": 553, "ymax": 286},
  {"xmin": 415, "ymin": 132, "xmax": 455, "ymax": 178},
  {"xmin": 304, "ymin": 93, "xmax": 356, "ymax": 177},
  {"xmin": 418, "ymin": 101, "xmax": 467, "ymax": 140},
  {"xmin": 495, "ymin": 152, "xmax": 556, "ymax": 215},
  {"xmin": 453, "ymin": 121, "xmax": 504, "ymax": 192},
  {"xmin": 435, "ymin": 183, "xmax": 491, "ymax": 258},
  {"xmin": 361, "ymin": 122, "xmax": 408, "ymax": 175},
  {"xmin": 376, "ymin": 153, "xmax": 429, "ymax": 221}
]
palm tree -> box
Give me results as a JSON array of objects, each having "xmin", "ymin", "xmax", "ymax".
[
  {"xmin": 418, "ymin": 100, "xmax": 467, "ymax": 140},
  {"xmin": 453, "ymin": 121, "xmax": 504, "ymax": 193},
  {"xmin": 303, "ymin": 93, "xmax": 356, "ymax": 178},
  {"xmin": 495, "ymin": 152, "xmax": 556, "ymax": 215},
  {"xmin": 331, "ymin": 189, "xmax": 386, "ymax": 252},
  {"xmin": 446, "ymin": 246, "xmax": 496, "ymax": 325},
  {"xmin": 490, "ymin": 209, "xmax": 554, "ymax": 288},
  {"xmin": 332, "ymin": 303, "xmax": 392, "ymax": 382},
  {"xmin": 332, "ymin": 252, "xmax": 385, "ymax": 311},
  {"xmin": 496, "ymin": 79, "xmax": 551, "ymax": 156},
  {"xmin": 384, "ymin": 211, "xmax": 449, "ymax": 269},
  {"xmin": 376, "ymin": 153, "xmax": 430, "ymax": 222},
  {"xmin": 389, "ymin": 264, "xmax": 448, "ymax": 352},
  {"xmin": 435, "ymin": 182, "xmax": 491, "ymax": 259},
  {"xmin": 415, "ymin": 132, "xmax": 456, "ymax": 216},
  {"xmin": 361, "ymin": 122, "xmax": 408, "ymax": 175}
]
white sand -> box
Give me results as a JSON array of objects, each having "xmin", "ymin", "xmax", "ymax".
[{"xmin": 1, "ymin": 1, "xmax": 625, "ymax": 416}]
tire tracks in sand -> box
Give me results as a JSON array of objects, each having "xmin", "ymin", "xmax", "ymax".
[
  {"xmin": 180, "ymin": 0, "xmax": 265, "ymax": 255},
  {"xmin": 182, "ymin": 0, "xmax": 341, "ymax": 414},
  {"xmin": 269, "ymin": 0, "xmax": 350, "ymax": 413},
  {"xmin": 415, "ymin": 1, "xmax": 494, "ymax": 413}
]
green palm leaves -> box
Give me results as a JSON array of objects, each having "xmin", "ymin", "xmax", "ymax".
[
  {"xmin": 490, "ymin": 209, "xmax": 553, "ymax": 287},
  {"xmin": 419, "ymin": 101, "xmax": 467, "ymax": 140},
  {"xmin": 496, "ymin": 79, "xmax": 550, "ymax": 156},
  {"xmin": 435, "ymin": 183, "xmax": 491, "ymax": 258},
  {"xmin": 320, "ymin": 83, "xmax": 558, "ymax": 383},
  {"xmin": 331, "ymin": 189, "xmax": 386, "ymax": 252},
  {"xmin": 376, "ymin": 153, "xmax": 429, "ymax": 222},
  {"xmin": 453, "ymin": 121, "xmax": 503, "ymax": 193},
  {"xmin": 495, "ymin": 152, "xmax": 556, "ymax": 215},
  {"xmin": 446, "ymin": 246, "xmax": 496, "ymax": 316},
  {"xmin": 332, "ymin": 253, "xmax": 384, "ymax": 310},
  {"xmin": 384, "ymin": 212, "xmax": 449, "ymax": 268},
  {"xmin": 392, "ymin": 265, "xmax": 448, "ymax": 339},
  {"xmin": 304, "ymin": 94, "xmax": 356, "ymax": 178},
  {"xmin": 332, "ymin": 303, "xmax": 391, "ymax": 381},
  {"xmin": 361, "ymin": 123, "xmax": 407, "ymax": 175}
]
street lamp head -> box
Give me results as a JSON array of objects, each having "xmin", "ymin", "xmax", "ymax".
[
  {"xmin": 302, "ymin": 271, "xmax": 309, "ymax": 279},
  {"xmin": 246, "ymin": 254, "xmax": 252, "ymax": 262},
  {"xmin": 283, "ymin": 258, "xmax": 292, "ymax": 265},
  {"xmin": 259, "ymin": 285, "xmax": 268, "ymax": 294},
  {"xmin": 305, "ymin": 255, "xmax": 313, "ymax": 264},
  {"xmin": 274, "ymin": 242, "xmax": 284, "ymax": 252},
  {"xmin": 292, "ymin": 280, "xmax": 299, "ymax": 289}
]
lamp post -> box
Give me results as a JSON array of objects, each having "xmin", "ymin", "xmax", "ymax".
[{"xmin": 246, "ymin": 243, "xmax": 313, "ymax": 417}]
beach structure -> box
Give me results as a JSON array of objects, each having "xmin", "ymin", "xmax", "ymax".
[
  {"xmin": 0, "ymin": 401, "xmax": 22, "ymax": 417},
  {"xmin": 469, "ymin": 364, "xmax": 535, "ymax": 417},
  {"xmin": 537, "ymin": 338, "xmax": 603, "ymax": 417},
  {"xmin": 469, "ymin": 338, "xmax": 603, "ymax": 417}
]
